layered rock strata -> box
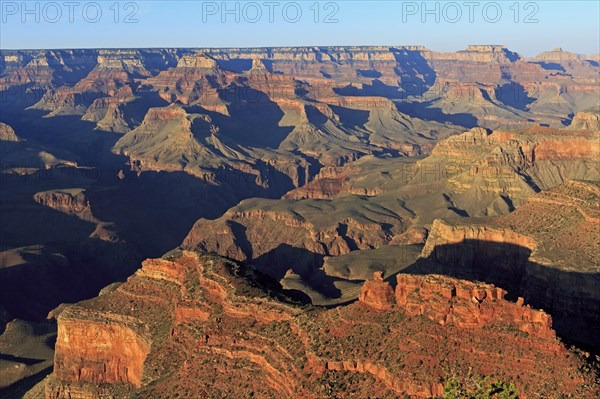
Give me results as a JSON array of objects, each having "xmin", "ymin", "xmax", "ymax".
[{"xmin": 45, "ymin": 251, "xmax": 598, "ymax": 398}]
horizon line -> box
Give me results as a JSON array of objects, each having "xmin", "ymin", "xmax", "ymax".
[{"xmin": 1, "ymin": 45, "xmax": 597, "ymax": 57}]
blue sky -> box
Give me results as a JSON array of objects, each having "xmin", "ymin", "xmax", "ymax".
[{"xmin": 1, "ymin": 1, "xmax": 599, "ymax": 56}]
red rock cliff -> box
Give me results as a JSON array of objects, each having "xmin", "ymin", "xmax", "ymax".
[
  {"xmin": 358, "ymin": 272, "xmax": 555, "ymax": 339},
  {"xmin": 53, "ymin": 308, "xmax": 151, "ymax": 388},
  {"xmin": 45, "ymin": 251, "xmax": 598, "ymax": 398}
]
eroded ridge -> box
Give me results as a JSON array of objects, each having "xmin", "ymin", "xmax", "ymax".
[
  {"xmin": 46, "ymin": 251, "xmax": 597, "ymax": 398},
  {"xmin": 360, "ymin": 272, "xmax": 554, "ymax": 339}
]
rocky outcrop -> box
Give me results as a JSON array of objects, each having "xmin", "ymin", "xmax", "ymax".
[
  {"xmin": 432, "ymin": 45, "xmax": 519, "ymax": 64},
  {"xmin": 32, "ymin": 188, "xmax": 119, "ymax": 242},
  {"xmin": 176, "ymin": 53, "xmax": 219, "ymax": 69},
  {"xmin": 569, "ymin": 111, "xmax": 600, "ymax": 130},
  {"xmin": 81, "ymin": 88, "xmax": 134, "ymax": 133},
  {"xmin": 112, "ymin": 105, "xmax": 222, "ymax": 180},
  {"xmin": 358, "ymin": 272, "xmax": 555, "ymax": 339},
  {"xmin": 283, "ymin": 166, "xmax": 382, "ymax": 199},
  {"xmin": 111, "ymin": 103, "xmax": 313, "ymax": 196},
  {"xmin": 33, "ymin": 189, "xmax": 92, "ymax": 219},
  {"xmin": 416, "ymin": 181, "xmax": 600, "ymax": 349},
  {"xmin": 421, "ymin": 219, "xmax": 536, "ymax": 260},
  {"xmin": 29, "ymin": 87, "xmax": 92, "ymax": 116},
  {"xmin": 144, "ymin": 52, "xmax": 229, "ymax": 107},
  {"xmin": 0, "ymin": 122, "xmax": 19, "ymax": 141},
  {"xmin": 182, "ymin": 199, "xmax": 409, "ymax": 281},
  {"xmin": 358, "ymin": 272, "xmax": 395, "ymax": 310},
  {"xmin": 323, "ymin": 359, "xmax": 444, "ymax": 398},
  {"xmin": 397, "ymin": 274, "xmax": 553, "ymax": 338},
  {"xmin": 531, "ymin": 48, "xmax": 588, "ymax": 63},
  {"xmin": 419, "ymin": 126, "xmax": 600, "ymax": 201},
  {"xmin": 45, "ymin": 251, "xmax": 598, "ymax": 399},
  {"xmin": 279, "ymin": 123, "xmax": 598, "ymax": 210},
  {"xmin": 53, "ymin": 308, "xmax": 151, "ymax": 387}
]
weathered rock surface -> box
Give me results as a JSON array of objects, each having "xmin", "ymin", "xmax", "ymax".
[
  {"xmin": 33, "ymin": 189, "xmax": 92, "ymax": 219},
  {"xmin": 358, "ymin": 271, "xmax": 556, "ymax": 340},
  {"xmin": 570, "ymin": 111, "xmax": 600, "ymax": 130},
  {"xmin": 0, "ymin": 121, "xmax": 19, "ymax": 141},
  {"xmin": 414, "ymin": 180, "xmax": 600, "ymax": 349},
  {"xmin": 81, "ymin": 90, "xmax": 134, "ymax": 133},
  {"xmin": 391, "ymin": 274, "xmax": 552, "ymax": 339},
  {"xmin": 184, "ymin": 125, "xmax": 599, "ymax": 301},
  {"xmin": 182, "ymin": 196, "xmax": 412, "ymax": 283},
  {"xmin": 44, "ymin": 251, "xmax": 598, "ymax": 398},
  {"xmin": 358, "ymin": 272, "xmax": 395, "ymax": 310},
  {"xmin": 284, "ymin": 166, "xmax": 383, "ymax": 199},
  {"xmin": 53, "ymin": 308, "xmax": 151, "ymax": 388}
]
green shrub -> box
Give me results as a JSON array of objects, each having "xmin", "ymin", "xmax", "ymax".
[{"xmin": 443, "ymin": 374, "xmax": 518, "ymax": 399}]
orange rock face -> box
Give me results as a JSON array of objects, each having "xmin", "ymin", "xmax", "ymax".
[
  {"xmin": 45, "ymin": 251, "xmax": 598, "ymax": 399},
  {"xmin": 358, "ymin": 272, "xmax": 555, "ymax": 340},
  {"xmin": 53, "ymin": 309, "xmax": 151, "ymax": 388},
  {"xmin": 394, "ymin": 274, "xmax": 554, "ymax": 339},
  {"xmin": 358, "ymin": 272, "xmax": 395, "ymax": 310}
]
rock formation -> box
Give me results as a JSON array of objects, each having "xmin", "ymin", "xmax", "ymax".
[
  {"xmin": 44, "ymin": 251, "xmax": 598, "ymax": 398},
  {"xmin": 183, "ymin": 125, "xmax": 599, "ymax": 303},
  {"xmin": 0, "ymin": 121, "xmax": 19, "ymax": 141},
  {"xmin": 415, "ymin": 180, "xmax": 600, "ymax": 349},
  {"xmin": 570, "ymin": 111, "xmax": 600, "ymax": 130},
  {"xmin": 1, "ymin": 45, "xmax": 599, "ymax": 396},
  {"xmin": 33, "ymin": 189, "xmax": 92, "ymax": 219},
  {"xmin": 182, "ymin": 196, "xmax": 411, "ymax": 282},
  {"xmin": 358, "ymin": 273, "xmax": 556, "ymax": 340},
  {"xmin": 53, "ymin": 307, "xmax": 151, "ymax": 388},
  {"xmin": 358, "ymin": 272, "xmax": 395, "ymax": 310},
  {"xmin": 283, "ymin": 166, "xmax": 383, "ymax": 199}
]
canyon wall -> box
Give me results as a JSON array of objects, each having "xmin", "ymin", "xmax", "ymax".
[
  {"xmin": 415, "ymin": 179, "xmax": 600, "ymax": 349},
  {"xmin": 44, "ymin": 251, "xmax": 598, "ymax": 398},
  {"xmin": 359, "ymin": 272, "xmax": 555, "ymax": 340},
  {"xmin": 53, "ymin": 308, "xmax": 151, "ymax": 388}
]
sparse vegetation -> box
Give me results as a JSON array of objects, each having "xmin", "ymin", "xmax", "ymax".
[{"xmin": 443, "ymin": 374, "xmax": 518, "ymax": 399}]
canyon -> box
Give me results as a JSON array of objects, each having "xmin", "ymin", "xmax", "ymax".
[
  {"xmin": 182, "ymin": 126, "xmax": 599, "ymax": 322},
  {"xmin": 0, "ymin": 45, "xmax": 598, "ymax": 397},
  {"xmin": 41, "ymin": 251, "xmax": 599, "ymax": 398}
]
